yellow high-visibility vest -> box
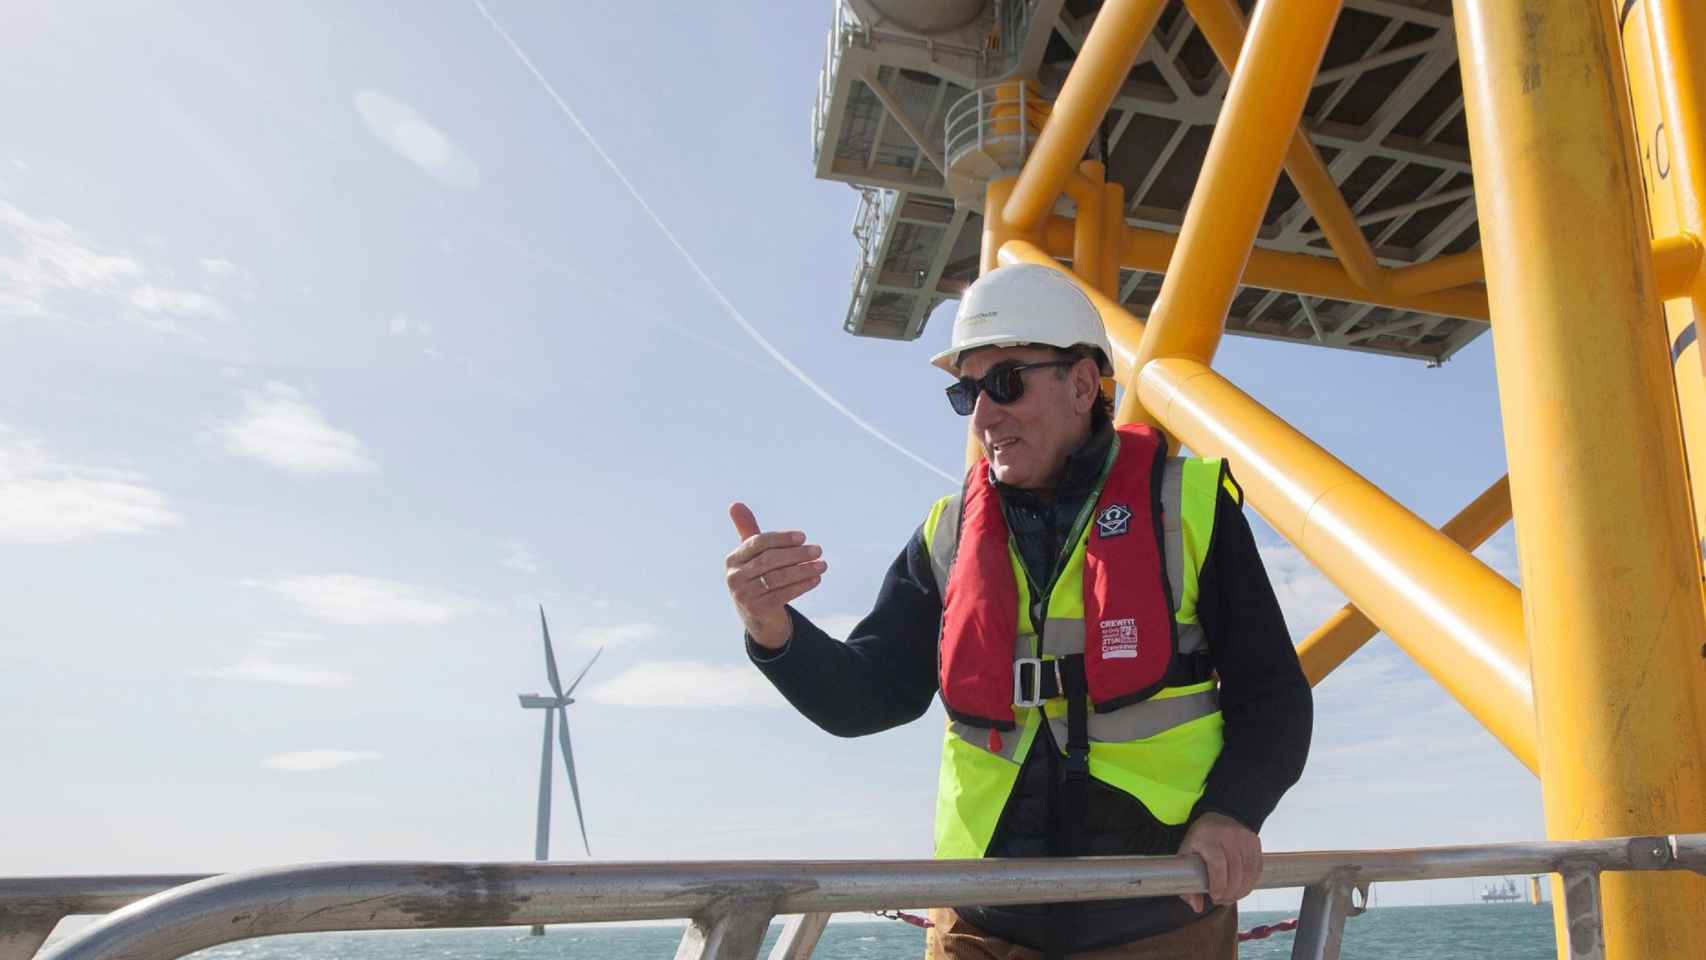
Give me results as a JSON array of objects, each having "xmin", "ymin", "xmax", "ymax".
[{"xmin": 922, "ymin": 457, "xmax": 1238, "ymax": 859}]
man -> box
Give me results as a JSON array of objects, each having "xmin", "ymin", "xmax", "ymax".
[{"xmin": 725, "ymin": 263, "xmax": 1311, "ymax": 959}]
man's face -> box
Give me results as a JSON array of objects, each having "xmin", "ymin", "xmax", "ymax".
[{"xmin": 959, "ymin": 344, "xmax": 1098, "ymax": 490}]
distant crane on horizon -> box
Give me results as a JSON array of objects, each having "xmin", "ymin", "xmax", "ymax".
[{"xmin": 517, "ymin": 604, "xmax": 601, "ymax": 936}]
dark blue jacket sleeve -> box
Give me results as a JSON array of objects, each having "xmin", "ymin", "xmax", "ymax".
[
  {"xmin": 746, "ymin": 525, "xmax": 941, "ymax": 737},
  {"xmin": 1189, "ymin": 486, "xmax": 1314, "ymax": 831}
]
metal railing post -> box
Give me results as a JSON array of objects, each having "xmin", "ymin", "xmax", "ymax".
[
  {"xmin": 673, "ymin": 898, "xmax": 777, "ymax": 960},
  {"xmin": 0, "ymin": 911, "xmax": 59, "ymax": 960},
  {"xmin": 1557, "ymin": 863, "xmax": 1606, "ymax": 960},
  {"xmin": 1289, "ymin": 875, "xmax": 1353, "ymax": 960},
  {"xmin": 765, "ymin": 913, "xmax": 829, "ymax": 960},
  {"xmin": 0, "ymin": 875, "xmax": 210, "ymax": 960}
]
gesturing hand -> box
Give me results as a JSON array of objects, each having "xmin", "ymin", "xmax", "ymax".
[
  {"xmin": 725, "ymin": 502, "xmax": 827, "ymax": 650},
  {"xmin": 1178, "ymin": 812, "xmax": 1263, "ymax": 914}
]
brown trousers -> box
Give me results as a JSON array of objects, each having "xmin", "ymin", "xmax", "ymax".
[{"xmin": 924, "ymin": 906, "xmax": 1237, "ymax": 960}]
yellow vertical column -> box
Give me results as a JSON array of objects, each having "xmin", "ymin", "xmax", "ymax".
[
  {"xmin": 1065, "ymin": 161, "xmax": 1106, "ymax": 288},
  {"xmin": 1116, "ymin": 0, "xmax": 1343, "ymax": 426},
  {"xmin": 1099, "ymin": 179, "xmax": 1127, "ymax": 406},
  {"xmin": 1624, "ymin": 0, "xmax": 1706, "ymax": 757},
  {"xmin": 1099, "ymin": 180, "xmax": 1125, "ymax": 299},
  {"xmin": 1454, "ymin": 3, "xmax": 1706, "ymax": 958},
  {"xmin": 970, "ymin": 176, "xmax": 1024, "ymax": 468},
  {"xmin": 980, "ymin": 177, "xmax": 1020, "ymax": 276}
]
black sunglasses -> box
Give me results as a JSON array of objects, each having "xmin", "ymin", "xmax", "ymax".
[{"xmin": 945, "ymin": 359, "xmax": 1077, "ymax": 416}]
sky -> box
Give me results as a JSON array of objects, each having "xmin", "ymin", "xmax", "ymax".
[{"xmin": 1, "ymin": 0, "xmax": 1539, "ymax": 919}]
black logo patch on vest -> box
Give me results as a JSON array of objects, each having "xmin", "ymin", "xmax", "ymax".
[{"xmin": 1095, "ymin": 503, "xmax": 1132, "ymax": 538}]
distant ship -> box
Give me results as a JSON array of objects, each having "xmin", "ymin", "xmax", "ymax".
[{"xmin": 1479, "ymin": 878, "xmax": 1535, "ymax": 903}]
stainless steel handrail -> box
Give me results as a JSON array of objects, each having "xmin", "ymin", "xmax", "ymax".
[
  {"xmin": 846, "ymin": 188, "xmax": 902, "ymax": 331},
  {"xmin": 10, "ymin": 835, "xmax": 1705, "ymax": 960},
  {"xmin": 944, "ymin": 84, "xmax": 1047, "ymax": 179}
]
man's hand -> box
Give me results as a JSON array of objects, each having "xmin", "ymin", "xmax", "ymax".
[
  {"xmin": 1178, "ymin": 812, "xmax": 1262, "ymax": 914},
  {"xmin": 726, "ymin": 502, "xmax": 827, "ymax": 650}
]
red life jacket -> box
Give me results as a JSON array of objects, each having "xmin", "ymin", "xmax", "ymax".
[{"xmin": 938, "ymin": 424, "xmax": 1176, "ymax": 729}]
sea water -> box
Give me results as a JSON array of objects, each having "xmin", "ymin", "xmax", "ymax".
[{"xmin": 176, "ymin": 904, "xmax": 1556, "ymax": 960}]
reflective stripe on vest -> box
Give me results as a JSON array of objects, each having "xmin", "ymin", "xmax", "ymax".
[{"xmin": 923, "ymin": 455, "xmax": 1231, "ymax": 858}]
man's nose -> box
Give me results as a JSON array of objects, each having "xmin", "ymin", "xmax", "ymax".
[{"xmin": 970, "ymin": 387, "xmax": 1004, "ymax": 429}]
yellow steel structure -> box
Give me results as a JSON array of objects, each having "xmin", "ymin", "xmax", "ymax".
[
  {"xmin": 1120, "ymin": 0, "xmax": 1342, "ymax": 426},
  {"xmin": 1624, "ymin": 1, "xmax": 1706, "ymax": 617},
  {"xmin": 1183, "ymin": 0, "xmax": 1383, "ymax": 292},
  {"xmin": 1001, "ymin": 0, "xmax": 1168, "ymax": 232},
  {"xmin": 951, "ymin": 0, "xmax": 1706, "ymax": 953},
  {"xmin": 1295, "ymin": 475, "xmax": 1512, "ymax": 685},
  {"xmin": 1039, "ymin": 218, "xmax": 1494, "ymax": 318},
  {"xmin": 1455, "ymin": 4, "xmax": 1706, "ymax": 958},
  {"xmin": 1136, "ymin": 357, "xmax": 1535, "ymax": 767}
]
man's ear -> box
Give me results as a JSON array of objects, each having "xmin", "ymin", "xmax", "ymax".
[{"xmin": 1075, "ymin": 360, "xmax": 1100, "ymax": 413}]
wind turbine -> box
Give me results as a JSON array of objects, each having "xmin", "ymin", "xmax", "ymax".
[{"xmin": 517, "ymin": 605, "xmax": 600, "ymax": 934}]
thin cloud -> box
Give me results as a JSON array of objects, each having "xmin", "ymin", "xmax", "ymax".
[
  {"xmin": 129, "ymin": 284, "xmax": 230, "ymax": 336},
  {"xmin": 245, "ymin": 573, "xmax": 482, "ymax": 626},
  {"xmin": 191, "ymin": 657, "xmax": 352, "ymax": 687},
  {"xmin": 567, "ymin": 621, "xmax": 660, "ymax": 651},
  {"xmin": 0, "ymin": 199, "xmax": 231, "ymax": 337},
  {"xmin": 0, "ymin": 200, "xmax": 142, "ymax": 320},
  {"xmin": 581, "ymin": 661, "xmax": 783, "ymax": 708},
  {"xmin": 264, "ymin": 750, "xmax": 382, "ymax": 772},
  {"xmin": 216, "ymin": 382, "xmax": 376, "ymax": 475},
  {"xmin": 200, "ymin": 257, "xmax": 240, "ymax": 281},
  {"xmin": 0, "ymin": 423, "xmax": 180, "ymax": 543},
  {"xmin": 259, "ymin": 630, "xmax": 325, "ymax": 645},
  {"xmin": 500, "ymin": 540, "xmax": 539, "ymax": 574},
  {"xmin": 354, "ymin": 90, "xmax": 480, "ymax": 189}
]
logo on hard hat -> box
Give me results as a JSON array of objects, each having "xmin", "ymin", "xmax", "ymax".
[
  {"xmin": 1095, "ymin": 503, "xmax": 1132, "ymax": 538},
  {"xmin": 960, "ymin": 310, "xmax": 998, "ymax": 327}
]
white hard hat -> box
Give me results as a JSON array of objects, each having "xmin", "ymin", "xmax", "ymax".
[{"xmin": 931, "ymin": 263, "xmax": 1115, "ymax": 376}]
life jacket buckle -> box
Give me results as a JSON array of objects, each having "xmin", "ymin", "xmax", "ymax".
[{"xmin": 1012, "ymin": 657, "xmax": 1060, "ymax": 709}]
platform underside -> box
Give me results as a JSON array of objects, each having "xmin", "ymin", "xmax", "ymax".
[{"xmin": 818, "ymin": 0, "xmax": 1482, "ymax": 363}]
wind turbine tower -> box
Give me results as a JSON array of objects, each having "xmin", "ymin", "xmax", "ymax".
[{"xmin": 517, "ymin": 604, "xmax": 600, "ymax": 935}]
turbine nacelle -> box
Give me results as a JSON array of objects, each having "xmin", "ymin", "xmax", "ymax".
[{"xmin": 517, "ymin": 694, "xmax": 572, "ymax": 709}]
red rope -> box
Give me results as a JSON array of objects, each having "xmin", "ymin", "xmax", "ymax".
[
  {"xmin": 1236, "ymin": 917, "xmax": 1299, "ymax": 941},
  {"xmin": 875, "ymin": 909, "xmax": 935, "ymax": 928}
]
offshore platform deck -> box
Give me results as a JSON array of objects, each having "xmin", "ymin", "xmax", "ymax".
[{"xmin": 816, "ymin": 0, "xmax": 1485, "ymax": 362}]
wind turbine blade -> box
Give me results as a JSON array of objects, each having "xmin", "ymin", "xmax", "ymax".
[
  {"xmin": 539, "ymin": 605, "xmax": 563, "ymax": 697},
  {"xmin": 563, "ymin": 646, "xmax": 603, "ymax": 697},
  {"xmin": 534, "ymin": 709, "xmax": 554, "ymax": 861},
  {"xmin": 556, "ymin": 709, "xmax": 591, "ymax": 857}
]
